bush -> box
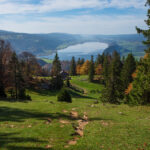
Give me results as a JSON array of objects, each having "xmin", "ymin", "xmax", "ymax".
[{"xmin": 57, "ymin": 88, "xmax": 72, "ymax": 103}]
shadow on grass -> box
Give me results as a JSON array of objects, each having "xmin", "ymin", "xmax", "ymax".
[
  {"xmin": 0, "ymin": 132, "xmax": 49, "ymax": 150},
  {"xmin": 68, "ymin": 89, "xmax": 95, "ymax": 100},
  {"xmin": 0, "ymin": 106, "xmax": 109, "ymax": 123},
  {"xmin": 29, "ymin": 88, "xmax": 59, "ymax": 97},
  {"xmin": 0, "ymin": 107, "xmax": 81, "ymax": 122}
]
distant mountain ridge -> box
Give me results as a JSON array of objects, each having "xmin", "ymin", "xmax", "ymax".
[{"xmin": 0, "ymin": 30, "xmax": 146, "ymax": 58}]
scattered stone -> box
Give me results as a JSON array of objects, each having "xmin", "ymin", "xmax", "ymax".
[
  {"xmin": 64, "ymin": 145, "xmax": 69, "ymax": 148},
  {"xmin": 73, "ymin": 136, "xmax": 80, "ymax": 140},
  {"xmin": 91, "ymin": 104, "xmax": 94, "ymax": 107},
  {"xmin": 100, "ymin": 121, "xmax": 109, "ymax": 127},
  {"xmin": 72, "ymin": 108, "xmax": 76, "ymax": 111},
  {"xmin": 9, "ymin": 125, "xmax": 15, "ymax": 128},
  {"xmin": 70, "ymin": 111, "xmax": 78, "ymax": 119},
  {"xmin": 63, "ymin": 110, "xmax": 68, "ymax": 113},
  {"xmin": 59, "ymin": 120, "xmax": 70, "ymax": 124},
  {"xmin": 28, "ymin": 125, "xmax": 32, "ymax": 128},
  {"xmin": 60, "ymin": 125, "xmax": 64, "ymax": 128},
  {"xmin": 46, "ymin": 144, "xmax": 52, "ymax": 149},
  {"xmin": 118, "ymin": 112, "xmax": 123, "ymax": 115},
  {"xmin": 76, "ymin": 129, "xmax": 84, "ymax": 137},
  {"xmin": 68, "ymin": 140, "xmax": 77, "ymax": 145},
  {"xmin": 82, "ymin": 114, "xmax": 88, "ymax": 121}
]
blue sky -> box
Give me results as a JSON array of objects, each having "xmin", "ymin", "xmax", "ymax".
[{"xmin": 0, "ymin": 0, "xmax": 147, "ymax": 34}]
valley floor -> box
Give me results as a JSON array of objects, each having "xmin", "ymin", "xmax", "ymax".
[{"xmin": 0, "ymin": 76, "xmax": 150, "ymax": 150}]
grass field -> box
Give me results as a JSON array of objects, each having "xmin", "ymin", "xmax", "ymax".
[
  {"xmin": 0, "ymin": 76, "xmax": 150, "ymax": 150},
  {"xmin": 42, "ymin": 58, "xmax": 53, "ymax": 64}
]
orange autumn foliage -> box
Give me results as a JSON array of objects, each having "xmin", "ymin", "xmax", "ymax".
[
  {"xmin": 95, "ymin": 64, "xmax": 103, "ymax": 75},
  {"xmin": 125, "ymin": 83, "xmax": 133, "ymax": 95},
  {"xmin": 132, "ymin": 69, "xmax": 138, "ymax": 78},
  {"xmin": 80, "ymin": 60, "xmax": 90, "ymax": 75}
]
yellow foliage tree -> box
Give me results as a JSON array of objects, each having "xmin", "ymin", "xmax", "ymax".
[
  {"xmin": 95, "ymin": 64, "xmax": 103, "ymax": 75},
  {"xmin": 80, "ymin": 60, "xmax": 90, "ymax": 75}
]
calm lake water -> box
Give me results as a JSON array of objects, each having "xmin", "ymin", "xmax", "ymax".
[{"xmin": 43, "ymin": 42, "xmax": 108, "ymax": 60}]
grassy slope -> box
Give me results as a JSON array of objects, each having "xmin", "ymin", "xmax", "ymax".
[
  {"xmin": 0, "ymin": 76, "xmax": 150, "ymax": 150},
  {"xmin": 41, "ymin": 58, "xmax": 53, "ymax": 64}
]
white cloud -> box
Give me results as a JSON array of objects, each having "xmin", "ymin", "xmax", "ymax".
[
  {"xmin": 0, "ymin": 14, "xmax": 146, "ymax": 34},
  {"xmin": 0, "ymin": 0, "xmax": 146, "ymax": 14}
]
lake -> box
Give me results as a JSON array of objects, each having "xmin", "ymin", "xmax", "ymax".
[{"xmin": 42, "ymin": 42, "xmax": 108, "ymax": 60}]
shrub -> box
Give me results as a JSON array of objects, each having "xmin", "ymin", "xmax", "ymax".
[{"xmin": 57, "ymin": 88, "xmax": 72, "ymax": 103}]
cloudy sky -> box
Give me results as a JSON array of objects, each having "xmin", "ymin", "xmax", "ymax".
[{"xmin": 0, "ymin": 0, "xmax": 147, "ymax": 34}]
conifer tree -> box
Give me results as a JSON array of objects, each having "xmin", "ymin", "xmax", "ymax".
[
  {"xmin": 51, "ymin": 52, "xmax": 61, "ymax": 76},
  {"xmin": 88, "ymin": 55, "xmax": 95, "ymax": 82},
  {"xmin": 127, "ymin": 0, "xmax": 150, "ymax": 104},
  {"xmin": 51, "ymin": 53, "xmax": 63, "ymax": 90},
  {"xmin": 102, "ymin": 51, "xmax": 123, "ymax": 104},
  {"xmin": 70, "ymin": 56, "xmax": 76, "ymax": 76},
  {"xmin": 77, "ymin": 58, "xmax": 81, "ymax": 65},
  {"xmin": 102, "ymin": 55, "xmax": 110, "ymax": 83},
  {"xmin": 0, "ymin": 40, "xmax": 7, "ymax": 98},
  {"xmin": 10, "ymin": 52, "xmax": 19, "ymax": 99},
  {"xmin": 121, "ymin": 53, "xmax": 136, "ymax": 90},
  {"xmin": 96, "ymin": 54, "xmax": 103, "ymax": 65}
]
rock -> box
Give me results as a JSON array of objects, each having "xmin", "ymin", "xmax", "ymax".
[
  {"xmin": 28, "ymin": 125, "xmax": 32, "ymax": 128},
  {"xmin": 63, "ymin": 110, "xmax": 68, "ymax": 113},
  {"xmin": 76, "ymin": 129, "xmax": 84, "ymax": 137},
  {"xmin": 46, "ymin": 145, "xmax": 52, "ymax": 149},
  {"xmin": 64, "ymin": 145, "xmax": 69, "ymax": 148},
  {"xmin": 59, "ymin": 120, "xmax": 70, "ymax": 124},
  {"xmin": 82, "ymin": 115, "xmax": 88, "ymax": 121},
  {"xmin": 9, "ymin": 125, "xmax": 15, "ymax": 128},
  {"xmin": 60, "ymin": 125, "xmax": 64, "ymax": 128},
  {"xmin": 68, "ymin": 140, "xmax": 77, "ymax": 145},
  {"xmin": 70, "ymin": 111, "xmax": 78, "ymax": 119},
  {"xmin": 47, "ymin": 118, "xmax": 52, "ymax": 123}
]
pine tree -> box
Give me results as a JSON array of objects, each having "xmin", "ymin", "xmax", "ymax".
[
  {"xmin": 51, "ymin": 53, "xmax": 63, "ymax": 90},
  {"xmin": 77, "ymin": 58, "xmax": 81, "ymax": 65},
  {"xmin": 70, "ymin": 56, "xmax": 76, "ymax": 76},
  {"xmin": 121, "ymin": 53, "xmax": 136, "ymax": 90},
  {"xmin": 0, "ymin": 40, "xmax": 6, "ymax": 98},
  {"xmin": 10, "ymin": 52, "xmax": 19, "ymax": 99},
  {"xmin": 102, "ymin": 55, "xmax": 110, "ymax": 83},
  {"xmin": 96, "ymin": 54, "xmax": 103, "ymax": 65},
  {"xmin": 51, "ymin": 52, "xmax": 61, "ymax": 76},
  {"xmin": 17, "ymin": 64, "xmax": 26, "ymax": 100},
  {"xmin": 127, "ymin": 0, "xmax": 150, "ymax": 105},
  {"xmin": 101, "ymin": 51, "xmax": 123, "ymax": 104},
  {"xmin": 88, "ymin": 55, "xmax": 95, "ymax": 82}
]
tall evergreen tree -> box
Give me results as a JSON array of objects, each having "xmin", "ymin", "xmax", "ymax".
[
  {"xmin": 51, "ymin": 52, "xmax": 61, "ymax": 76},
  {"xmin": 96, "ymin": 54, "xmax": 103, "ymax": 65},
  {"xmin": 102, "ymin": 54, "xmax": 110, "ymax": 83},
  {"xmin": 0, "ymin": 40, "xmax": 6, "ymax": 98},
  {"xmin": 51, "ymin": 53, "xmax": 63, "ymax": 90},
  {"xmin": 80, "ymin": 58, "xmax": 85, "ymax": 65},
  {"xmin": 70, "ymin": 56, "xmax": 76, "ymax": 76},
  {"xmin": 127, "ymin": 0, "xmax": 150, "ymax": 104},
  {"xmin": 77, "ymin": 58, "xmax": 81, "ymax": 65},
  {"xmin": 101, "ymin": 51, "xmax": 123, "ymax": 104},
  {"xmin": 10, "ymin": 52, "xmax": 19, "ymax": 99},
  {"xmin": 88, "ymin": 55, "xmax": 95, "ymax": 82},
  {"xmin": 121, "ymin": 53, "xmax": 136, "ymax": 90}
]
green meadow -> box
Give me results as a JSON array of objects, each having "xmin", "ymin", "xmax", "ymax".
[{"xmin": 0, "ymin": 75, "xmax": 150, "ymax": 150}]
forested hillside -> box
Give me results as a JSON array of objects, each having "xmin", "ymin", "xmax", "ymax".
[{"xmin": 0, "ymin": 30, "xmax": 146, "ymax": 58}]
